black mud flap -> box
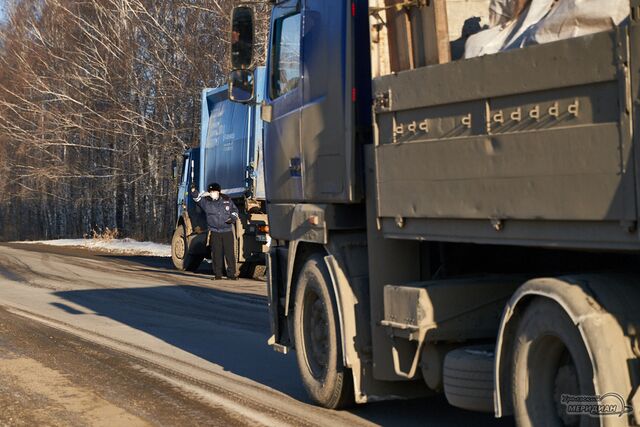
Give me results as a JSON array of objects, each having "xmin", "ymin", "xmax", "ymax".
[{"xmin": 266, "ymin": 245, "xmax": 289, "ymax": 352}]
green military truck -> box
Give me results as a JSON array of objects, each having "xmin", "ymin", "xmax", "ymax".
[{"xmin": 229, "ymin": 1, "xmax": 640, "ymax": 425}]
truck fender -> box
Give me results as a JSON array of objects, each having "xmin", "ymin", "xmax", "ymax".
[
  {"xmin": 324, "ymin": 254, "xmax": 366, "ymax": 403},
  {"xmin": 283, "ymin": 241, "xmax": 337, "ymax": 321},
  {"xmin": 282, "ymin": 235, "xmax": 370, "ymax": 403},
  {"xmin": 179, "ymin": 211, "xmax": 194, "ymax": 236},
  {"xmin": 281, "ymin": 242, "xmax": 345, "ymax": 356},
  {"xmin": 282, "ymin": 243, "xmax": 354, "ymax": 367},
  {"xmin": 281, "ymin": 242, "xmax": 365, "ymax": 401},
  {"xmin": 323, "ymin": 255, "xmax": 354, "ymax": 367},
  {"xmin": 494, "ymin": 274, "xmax": 639, "ymax": 422},
  {"xmin": 283, "ymin": 239, "xmax": 299, "ymax": 317}
]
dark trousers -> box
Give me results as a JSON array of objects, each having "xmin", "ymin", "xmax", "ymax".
[{"xmin": 211, "ymin": 231, "xmax": 236, "ymax": 278}]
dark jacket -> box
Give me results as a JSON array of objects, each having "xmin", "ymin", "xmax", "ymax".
[{"xmin": 191, "ymin": 190, "xmax": 239, "ymax": 233}]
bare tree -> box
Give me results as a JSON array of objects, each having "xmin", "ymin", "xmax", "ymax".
[{"xmin": 0, "ymin": 0, "xmax": 269, "ymax": 242}]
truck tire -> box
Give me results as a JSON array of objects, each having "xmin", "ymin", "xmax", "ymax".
[
  {"xmin": 292, "ymin": 254, "xmax": 354, "ymax": 409},
  {"xmin": 443, "ymin": 345, "xmax": 495, "ymax": 413},
  {"xmin": 511, "ymin": 298, "xmax": 597, "ymax": 427},
  {"xmin": 171, "ymin": 224, "xmax": 203, "ymax": 272}
]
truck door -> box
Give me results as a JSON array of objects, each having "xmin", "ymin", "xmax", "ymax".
[
  {"xmin": 300, "ymin": 0, "xmax": 353, "ymax": 201},
  {"xmin": 263, "ymin": 1, "xmax": 303, "ymax": 203},
  {"xmin": 177, "ymin": 154, "xmax": 190, "ymax": 220},
  {"xmin": 179, "ymin": 150, "xmax": 205, "ymax": 230}
]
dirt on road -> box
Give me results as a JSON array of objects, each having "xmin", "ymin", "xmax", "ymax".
[
  {"xmin": 0, "ymin": 243, "xmax": 513, "ymax": 427},
  {"xmin": 0, "ymin": 307, "xmax": 243, "ymax": 427}
]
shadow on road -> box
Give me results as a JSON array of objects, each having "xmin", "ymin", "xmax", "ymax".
[
  {"xmin": 53, "ymin": 285, "xmax": 304, "ymax": 397},
  {"xmin": 52, "ymin": 283, "xmax": 512, "ymax": 426},
  {"xmin": 105, "ymin": 255, "xmax": 264, "ymax": 281},
  {"xmin": 104, "ymin": 255, "xmax": 213, "ymax": 275}
]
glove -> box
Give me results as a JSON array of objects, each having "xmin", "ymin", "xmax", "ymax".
[{"xmin": 194, "ymin": 191, "xmax": 207, "ymax": 202}]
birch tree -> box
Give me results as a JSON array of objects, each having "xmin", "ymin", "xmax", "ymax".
[{"xmin": 0, "ymin": 0, "xmax": 269, "ymax": 241}]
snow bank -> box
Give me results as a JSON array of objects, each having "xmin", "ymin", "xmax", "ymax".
[{"xmin": 15, "ymin": 238, "xmax": 171, "ymax": 257}]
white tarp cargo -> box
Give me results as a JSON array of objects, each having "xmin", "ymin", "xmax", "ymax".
[{"xmin": 465, "ymin": 0, "xmax": 629, "ymax": 58}]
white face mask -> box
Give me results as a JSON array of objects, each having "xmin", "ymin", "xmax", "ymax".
[{"xmin": 210, "ymin": 191, "xmax": 220, "ymax": 200}]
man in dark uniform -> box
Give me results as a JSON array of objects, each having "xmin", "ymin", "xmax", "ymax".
[{"xmin": 190, "ymin": 182, "xmax": 240, "ymax": 280}]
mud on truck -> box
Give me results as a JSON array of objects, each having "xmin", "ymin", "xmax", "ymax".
[
  {"xmin": 172, "ymin": 71, "xmax": 269, "ymax": 279},
  {"xmin": 229, "ymin": 1, "xmax": 640, "ymax": 425}
]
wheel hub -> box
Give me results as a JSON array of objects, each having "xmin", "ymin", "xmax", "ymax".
[
  {"xmin": 527, "ymin": 333, "xmax": 582, "ymax": 427},
  {"xmin": 304, "ymin": 289, "xmax": 329, "ymax": 379},
  {"xmin": 173, "ymin": 236, "xmax": 185, "ymax": 260},
  {"xmin": 554, "ymin": 361, "xmax": 580, "ymax": 426}
]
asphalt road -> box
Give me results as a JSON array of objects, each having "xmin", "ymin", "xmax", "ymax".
[{"xmin": 0, "ymin": 243, "xmax": 515, "ymax": 426}]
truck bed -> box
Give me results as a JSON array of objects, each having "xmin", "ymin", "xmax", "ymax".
[{"xmin": 372, "ymin": 29, "xmax": 640, "ymax": 250}]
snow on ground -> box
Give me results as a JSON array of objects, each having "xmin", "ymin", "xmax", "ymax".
[{"xmin": 14, "ymin": 238, "xmax": 171, "ymax": 257}]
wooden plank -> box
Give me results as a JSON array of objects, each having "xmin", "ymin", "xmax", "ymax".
[
  {"xmin": 385, "ymin": 0, "xmax": 414, "ymax": 72},
  {"xmin": 415, "ymin": 0, "xmax": 451, "ymax": 65},
  {"xmin": 370, "ymin": 0, "xmax": 391, "ymax": 77},
  {"xmin": 433, "ymin": 0, "xmax": 452, "ymax": 64},
  {"xmin": 385, "ymin": 0, "xmax": 450, "ymax": 72}
]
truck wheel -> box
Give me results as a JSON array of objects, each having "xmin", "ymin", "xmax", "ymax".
[
  {"xmin": 511, "ymin": 298, "xmax": 597, "ymax": 427},
  {"xmin": 292, "ymin": 254, "xmax": 354, "ymax": 409},
  {"xmin": 443, "ymin": 345, "xmax": 495, "ymax": 413},
  {"xmin": 171, "ymin": 224, "xmax": 203, "ymax": 272}
]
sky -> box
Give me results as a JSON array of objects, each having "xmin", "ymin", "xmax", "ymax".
[{"xmin": 0, "ymin": 1, "xmax": 7, "ymax": 24}]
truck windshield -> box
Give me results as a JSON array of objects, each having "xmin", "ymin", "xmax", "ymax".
[{"xmin": 270, "ymin": 12, "xmax": 301, "ymax": 99}]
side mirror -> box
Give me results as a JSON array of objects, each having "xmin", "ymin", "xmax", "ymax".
[
  {"xmin": 171, "ymin": 159, "xmax": 178, "ymax": 180},
  {"xmin": 229, "ymin": 69, "xmax": 255, "ymax": 103},
  {"xmin": 231, "ymin": 6, "xmax": 254, "ymax": 70}
]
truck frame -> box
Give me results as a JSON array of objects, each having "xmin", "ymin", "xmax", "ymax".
[{"xmin": 229, "ymin": 1, "xmax": 640, "ymax": 425}]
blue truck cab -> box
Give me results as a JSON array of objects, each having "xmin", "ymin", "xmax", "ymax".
[
  {"xmin": 172, "ymin": 67, "xmax": 268, "ymax": 277},
  {"xmin": 227, "ymin": 0, "xmax": 374, "ymax": 408}
]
